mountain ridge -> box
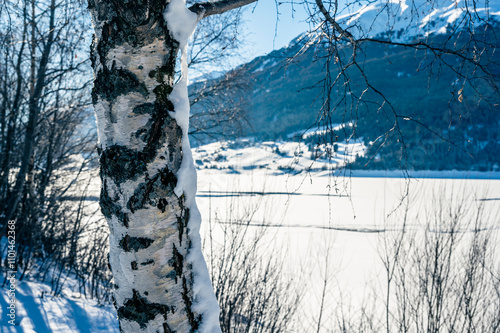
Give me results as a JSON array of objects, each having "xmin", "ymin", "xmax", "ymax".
[{"xmin": 189, "ymin": 1, "xmax": 500, "ymax": 171}]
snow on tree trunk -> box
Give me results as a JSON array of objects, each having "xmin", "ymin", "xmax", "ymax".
[{"xmin": 88, "ymin": 0, "xmax": 220, "ymax": 331}]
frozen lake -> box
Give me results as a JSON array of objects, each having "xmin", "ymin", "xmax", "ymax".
[
  {"xmin": 2, "ymin": 167, "xmax": 499, "ymax": 332},
  {"xmin": 196, "ymin": 169, "xmax": 500, "ymax": 331}
]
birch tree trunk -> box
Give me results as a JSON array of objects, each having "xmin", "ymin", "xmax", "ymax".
[
  {"xmin": 87, "ymin": 0, "xmax": 223, "ymax": 331},
  {"xmin": 88, "ymin": 0, "xmax": 255, "ymax": 330}
]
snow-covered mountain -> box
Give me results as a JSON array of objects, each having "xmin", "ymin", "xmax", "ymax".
[
  {"xmin": 190, "ymin": 0, "xmax": 500, "ymax": 171},
  {"xmin": 254, "ymin": 0, "xmax": 500, "ymax": 58},
  {"xmin": 335, "ymin": 0, "xmax": 500, "ymax": 40}
]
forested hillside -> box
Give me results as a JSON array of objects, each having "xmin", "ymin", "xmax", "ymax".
[{"xmin": 191, "ymin": 20, "xmax": 500, "ymax": 171}]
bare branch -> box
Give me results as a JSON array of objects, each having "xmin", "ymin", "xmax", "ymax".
[
  {"xmin": 189, "ymin": 0, "xmax": 257, "ymax": 19},
  {"xmin": 315, "ymin": 0, "xmax": 355, "ymax": 43}
]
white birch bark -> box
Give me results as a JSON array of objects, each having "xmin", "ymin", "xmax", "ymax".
[{"xmin": 88, "ymin": 0, "xmax": 221, "ymax": 331}]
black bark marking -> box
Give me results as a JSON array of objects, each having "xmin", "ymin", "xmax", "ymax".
[
  {"xmin": 148, "ymin": 65, "xmax": 173, "ymax": 84},
  {"xmin": 119, "ymin": 235, "xmax": 154, "ymax": 252},
  {"xmin": 176, "ymin": 197, "xmax": 189, "ymax": 246},
  {"xmin": 166, "ymin": 270, "xmax": 177, "ymax": 280},
  {"xmin": 100, "ymin": 101, "xmax": 182, "ymax": 184},
  {"xmin": 89, "ymin": 0, "xmax": 173, "ymax": 64},
  {"xmin": 168, "ymin": 245, "xmax": 184, "ymax": 284},
  {"xmin": 107, "ymin": 253, "xmax": 112, "ymax": 271},
  {"xmin": 157, "ymin": 198, "xmax": 168, "ymax": 212},
  {"xmin": 123, "ymin": 213, "xmax": 129, "ymax": 228},
  {"xmin": 141, "ymin": 103, "xmax": 179, "ymax": 157},
  {"xmin": 92, "ymin": 65, "xmax": 148, "ymax": 105},
  {"xmin": 132, "ymin": 102, "xmax": 155, "ymax": 115},
  {"xmin": 132, "ymin": 102, "xmax": 182, "ymax": 167},
  {"xmin": 141, "ymin": 259, "xmax": 155, "ymax": 266},
  {"xmin": 127, "ymin": 167, "xmax": 177, "ymax": 212},
  {"xmin": 159, "ymin": 166, "xmax": 178, "ymax": 187},
  {"xmin": 117, "ymin": 289, "xmax": 172, "ymax": 329},
  {"xmin": 153, "ymin": 85, "xmax": 175, "ymax": 108},
  {"xmin": 127, "ymin": 176, "xmax": 156, "ymax": 213},
  {"xmin": 93, "ymin": 19, "xmax": 117, "ymax": 67},
  {"xmin": 100, "ymin": 145, "xmax": 148, "ymax": 183},
  {"xmin": 100, "ymin": 179, "xmax": 129, "ymax": 227},
  {"xmin": 182, "ymin": 276, "xmax": 201, "ymax": 332},
  {"xmin": 168, "ymin": 144, "xmax": 175, "ymax": 162},
  {"xmin": 163, "ymin": 322, "xmax": 175, "ymax": 333},
  {"xmin": 90, "ymin": 35, "xmax": 97, "ymax": 70},
  {"xmin": 131, "ymin": 261, "xmax": 138, "ymax": 270},
  {"xmin": 134, "ymin": 128, "xmax": 148, "ymax": 140}
]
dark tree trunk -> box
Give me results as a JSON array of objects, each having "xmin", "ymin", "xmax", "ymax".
[{"xmin": 4, "ymin": 0, "xmax": 57, "ymax": 224}]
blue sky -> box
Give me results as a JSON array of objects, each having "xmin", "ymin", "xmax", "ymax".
[{"xmin": 240, "ymin": 0, "xmax": 310, "ymax": 60}]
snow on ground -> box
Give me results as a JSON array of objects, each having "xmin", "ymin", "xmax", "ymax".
[
  {"xmin": 0, "ymin": 278, "xmax": 119, "ymax": 332},
  {"xmin": 195, "ymin": 168, "xmax": 500, "ymax": 330},
  {"xmin": 1, "ymin": 139, "xmax": 499, "ymax": 331},
  {"xmin": 192, "ymin": 138, "xmax": 366, "ymax": 173}
]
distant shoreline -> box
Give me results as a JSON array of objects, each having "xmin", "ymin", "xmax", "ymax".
[
  {"xmin": 199, "ymin": 166, "xmax": 500, "ymax": 180},
  {"xmin": 328, "ymin": 169, "xmax": 500, "ymax": 180}
]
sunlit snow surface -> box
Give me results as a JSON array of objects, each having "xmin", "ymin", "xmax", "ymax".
[
  {"xmin": 165, "ymin": 0, "xmax": 223, "ymax": 330},
  {"xmin": 192, "ymin": 138, "xmax": 366, "ymax": 172},
  {"xmin": 1, "ymin": 138, "xmax": 499, "ymax": 331},
  {"xmin": 195, "ymin": 166, "xmax": 500, "ymax": 331},
  {"xmin": 0, "ymin": 279, "xmax": 119, "ymax": 332},
  {"xmin": 335, "ymin": 0, "xmax": 500, "ymax": 40}
]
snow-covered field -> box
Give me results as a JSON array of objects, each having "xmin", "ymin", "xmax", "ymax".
[
  {"xmin": 192, "ymin": 138, "xmax": 366, "ymax": 172},
  {"xmin": 2, "ymin": 140, "xmax": 499, "ymax": 332},
  {"xmin": 0, "ymin": 280, "xmax": 118, "ymax": 333},
  {"xmin": 195, "ymin": 166, "xmax": 500, "ymax": 331}
]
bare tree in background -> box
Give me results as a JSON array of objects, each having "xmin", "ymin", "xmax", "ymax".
[
  {"xmin": 189, "ymin": 67, "xmax": 250, "ymax": 144},
  {"xmin": 203, "ymin": 192, "xmax": 302, "ymax": 333},
  {"xmin": 187, "ymin": 7, "xmax": 251, "ymax": 144},
  {"xmin": 0, "ymin": 0, "xmax": 98, "ymax": 289},
  {"xmin": 380, "ymin": 191, "xmax": 500, "ymax": 333},
  {"xmin": 308, "ymin": 189, "xmax": 500, "ymax": 333},
  {"xmin": 0, "ymin": 0, "xmax": 92, "ymax": 221}
]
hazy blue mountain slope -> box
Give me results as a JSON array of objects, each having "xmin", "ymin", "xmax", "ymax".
[{"xmin": 190, "ymin": 16, "xmax": 500, "ymax": 170}]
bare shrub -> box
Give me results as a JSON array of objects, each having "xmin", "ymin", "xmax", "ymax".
[
  {"xmin": 0, "ymin": 0, "xmax": 111, "ymax": 300},
  {"xmin": 329, "ymin": 186, "xmax": 499, "ymax": 333},
  {"xmin": 203, "ymin": 190, "xmax": 303, "ymax": 332},
  {"xmin": 378, "ymin": 187, "xmax": 499, "ymax": 333}
]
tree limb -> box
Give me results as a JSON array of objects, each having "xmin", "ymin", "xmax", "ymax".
[
  {"xmin": 189, "ymin": 0, "xmax": 257, "ymax": 19},
  {"xmin": 315, "ymin": 0, "xmax": 355, "ymax": 43}
]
